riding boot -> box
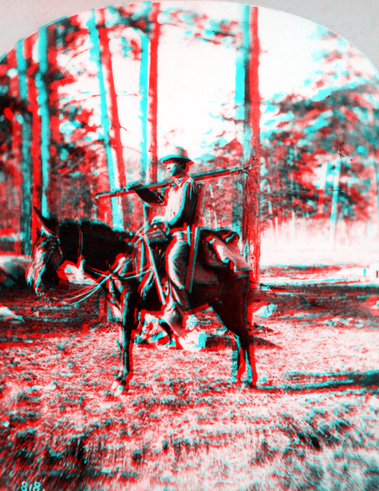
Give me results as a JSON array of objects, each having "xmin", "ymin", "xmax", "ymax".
[
  {"xmin": 161, "ymin": 302, "xmax": 187, "ymax": 338},
  {"xmin": 158, "ymin": 320, "xmax": 179, "ymax": 349}
]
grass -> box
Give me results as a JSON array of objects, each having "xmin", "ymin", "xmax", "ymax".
[{"xmin": 0, "ymin": 283, "xmax": 378, "ymax": 489}]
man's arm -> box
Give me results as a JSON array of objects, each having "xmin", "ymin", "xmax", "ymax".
[
  {"xmin": 125, "ymin": 181, "xmax": 165, "ymax": 205},
  {"xmin": 166, "ymin": 179, "xmax": 199, "ymax": 230}
]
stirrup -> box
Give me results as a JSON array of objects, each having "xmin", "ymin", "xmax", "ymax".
[{"xmin": 106, "ymin": 294, "xmax": 118, "ymax": 307}]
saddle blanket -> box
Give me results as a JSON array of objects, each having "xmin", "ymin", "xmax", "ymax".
[{"xmin": 199, "ymin": 229, "xmax": 250, "ymax": 274}]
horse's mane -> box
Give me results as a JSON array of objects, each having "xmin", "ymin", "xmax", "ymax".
[
  {"xmin": 57, "ymin": 218, "xmax": 135, "ymax": 266},
  {"xmin": 58, "ymin": 219, "xmax": 134, "ymax": 243}
]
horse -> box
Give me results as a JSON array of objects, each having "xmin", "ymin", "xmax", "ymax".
[
  {"xmin": 26, "ymin": 216, "xmax": 61, "ymax": 290},
  {"xmin": 27, "ymin": 209, "xmax": 258, "ymax": 395}
]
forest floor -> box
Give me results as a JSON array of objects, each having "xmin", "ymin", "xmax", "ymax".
[{"xmin": 0, "ymin": 267, "xmax": 379, "ymax": 490}]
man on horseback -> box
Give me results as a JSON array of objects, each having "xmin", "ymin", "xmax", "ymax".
[
  {"xmin": 29, "ymin": 152, "xmax": 258, "ymax": 389},
  {"xmin": 126, "ymin": 147, "xmax": 199, "ymax": 346}
]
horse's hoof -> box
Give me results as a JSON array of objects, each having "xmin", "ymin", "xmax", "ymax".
[
  {"xmin": 158, "ymin": 340, "xmax": 180, "ymax": 350},
  {"xmin": 113, "ymin": 384, "xmax": 127, "ymax": 396},
  {"xmin": 111, "ymin": 380, "xmax": 120, "ymax": 392},
  {"xmin": 231, "ymin": 377, "xmax": 241, "ymax": 385}
]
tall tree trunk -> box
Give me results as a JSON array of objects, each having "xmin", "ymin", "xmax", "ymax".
[
  {"xmin": 47, "ymin": 24, "xmax": 65, "ymax": 220},
  {"xmin": 240, "ymin": 5, "xmax": 261, "ymax": 285},
  {"xmin": 6, "ymin": 49, "xmax": 23, "ymax": 254},
  {"xmin": 233, "ymin": 15, "xmax": 246, "ymax": 246},
  {"xmin": 146, "ymin": 2, "xmax": 160, "ymax": 185},
  {"xmin": 35, "ymin": 26, "xmax": 51, "ymax": 218},
  {"xmin": 24, "ymin": 34, "xmax": 42, "ymax": 247},
  {"xmin": 329, "ymin": 154, "xmax": 342, "ymax": 248},
  {"xmin": 138, "ymin": 2, "xmax": 161, "ymax": 225},
  {"xmin": 289, "ymin": 146, "xmax": 296, "ymax": 241},
  {"xmin": 372, "ymin": 151, "xmax": 379, "ymax": 237},
  {"xmin": 88, "ymin": 9, "xmax": 123, "ymax": 229},
  {"xmin": 16, "ymin": 41, "xmax": 33, "ymax": 255},
  {"xmin": 316, "ymin": 159, "xmax": 329, "ymax": 220},
  {"xmin": 138, "ymin": 2, "xmax": 160, "ymax": 185},
  {"xmin": 139, "ymin": 31, "xmax": 149, "ymax": 185},
  {"xmin": 97, "ymin": 9, "xmax": 126, "ymax": 190}
]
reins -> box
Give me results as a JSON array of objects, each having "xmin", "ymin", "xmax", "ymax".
[
  {"xmin": 47, "ymin": 274, "xmax": 111, "ymax": 306},
  {"xmin": 43, "ymin": 226, "xmax": 152, "ymax": 306},
  {"xmin": 41, "ymin": 224, "xmax": 59, "ymax": 239},
  {"xmin": 77, "ymin": 226, "xmax": 83, "ymax": 264},
  {"xmin": 83, "ymin": 263, "xmax": 151, "ymax": 280},
  {"xmin": 36, "ymin": 222, "xmax": 158, "ymax": 307}
]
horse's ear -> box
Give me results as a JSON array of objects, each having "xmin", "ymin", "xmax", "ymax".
[{"xmin": 33, "ymin": 207, "xmax": 58, "ymax": 235}]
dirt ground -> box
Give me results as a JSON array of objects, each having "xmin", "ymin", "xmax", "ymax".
[{"xmin": 0, "ymin": 275, "xmax": 379, "ymax": 490}]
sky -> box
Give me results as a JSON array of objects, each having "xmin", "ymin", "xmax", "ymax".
[
  {"xmin": 49, "ymin": 2, "xmax": 379, "ymax": 169},
  {"xmin": 133, "ymin": 2, "xmax": 379, "ymax": 161}
]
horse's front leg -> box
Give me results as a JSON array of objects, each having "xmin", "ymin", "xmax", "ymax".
[
  {"xmin": 231, "ymin": 334, "xmax": 243, "ymax": 384},
  {"xmin": 111, "ymin": 323, "xmax": 133, "ymax": 395},
  {"xmin": 237, "ymin": 331, "xmax": 258, "ymax": 388},
  {"xmin": 111, "ymin": 286, "xmax": 138, "ymax": 396},
  {"xmin": 111, "ymin": 322, "xmax": 129, "ymax": 388}
]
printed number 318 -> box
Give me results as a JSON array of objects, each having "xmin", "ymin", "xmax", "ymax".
[{"xmin": 21, "ymin": 482, "xmax": 44, "ymax": 491}]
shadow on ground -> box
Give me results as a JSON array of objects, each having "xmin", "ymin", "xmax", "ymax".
[{"xmin": 257, "ymin": 370, "xmax": 379, "ymax": 392}]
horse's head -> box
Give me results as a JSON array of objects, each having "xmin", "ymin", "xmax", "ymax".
[{"xmin": 27, "ymin": 209, "xmax": 65, "ymax": 295}]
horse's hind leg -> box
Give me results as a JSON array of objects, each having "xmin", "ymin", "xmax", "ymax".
[
  {"xmin": 112, "ymin": 287, "xmax": 137, "ymax": 395},
  {"xmin": 111, "ymin": 322, "xmax": 132, "ymax": 392},
  {"xmin": 238, "ymin": 330, "xmax": 257, "ymax": 387},
  {"xmin": 211, "ymin": 285, "xmax": 257, "ymax": 387}
]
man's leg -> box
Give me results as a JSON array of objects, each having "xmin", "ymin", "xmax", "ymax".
[{"xmin": 161, "ymin": 234, "xmax": 191, "ymax": 338}]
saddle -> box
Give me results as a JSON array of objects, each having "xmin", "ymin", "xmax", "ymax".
[
  {"xmin": 198, "ymin": 229, "xmax": 250, "ymax": 273},
  {"xmin": 184, "ymin": 228, "xmax": 249, "ymax": 288},
  {"xmin": 111, "ymin": 228, "xmax": 250, "ymax": 303}
]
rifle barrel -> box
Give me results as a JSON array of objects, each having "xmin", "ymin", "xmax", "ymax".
[{"xmin": 95, "ymin": 164, "xmax": 255, "ymax": 200}]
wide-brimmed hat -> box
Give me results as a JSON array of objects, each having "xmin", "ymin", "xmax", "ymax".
[{"xmin": 160, "ymin": 146, "xmax": 192, "ymax": 164}]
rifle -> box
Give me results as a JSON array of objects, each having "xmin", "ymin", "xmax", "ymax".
[{"xmin": 95, "ymin": 161, "xmax": 258, "ymax": 200}]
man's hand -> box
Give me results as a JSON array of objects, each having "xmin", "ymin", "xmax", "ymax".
[
  {"xmin": 124, "ymin": 180, "xmax": 143, "ymax": 191},
  {"xmin": 150, "ymin": 216, "xmax": 168, "ymax": 233},
  {"xmin": 150, "ymin": 216, "xmax": 164, "ymax": 226}
]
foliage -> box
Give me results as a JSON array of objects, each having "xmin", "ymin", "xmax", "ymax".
[
  {"xmin": 47, "ymin": 16, "xmax": 101, "ymax": 219},
  {"xmin": 259, "ymin": 33, "xmax": 379, "ymax": 228},
  {"xmin": 1, "ymin": 2, "xmax": 379, "ymax": 249},
  {"xmin": 163, "ymin": 6, "xmax": 242, "ymax": 48}
]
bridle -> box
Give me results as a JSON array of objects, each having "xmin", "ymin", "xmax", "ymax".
[
  {"xmin": 77, "ymin": 226, "xmax": 85, "ymax": 266},
  {"xmin": 34, "ymin": 223, "xmax": 152, "ymax": 307},
  {"xmin": 32, "ymin": 228, "xmax": 63, "ymax": 299}
]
